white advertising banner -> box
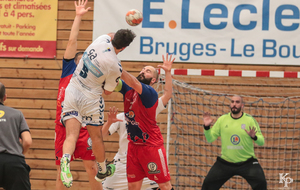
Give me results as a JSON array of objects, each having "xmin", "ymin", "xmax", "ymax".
[{"xmin": 93, "ymin": 0, "xmax": 300, "ymax": 65}]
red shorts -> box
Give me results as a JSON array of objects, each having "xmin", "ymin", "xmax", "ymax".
[
  {"xmin": 127, "ymin": 143, "xmax": 171, "ymax": 184},
  {"xmin": 55, "ymin": 123, "xmax": 95, "ymax": 165}
]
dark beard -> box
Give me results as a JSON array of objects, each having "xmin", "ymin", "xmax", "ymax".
[
  {"xmin": 231, "ymin": 106, "xmax": 242, "ymax": 114},
  {"xmin": 137, "ymin": 74, "xmax": 152, "ymax": 85}
]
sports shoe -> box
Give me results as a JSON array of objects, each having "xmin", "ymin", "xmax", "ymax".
[
  {"xmin": 95, "ymin": 164, "xmax": 116, "ymax": 182},
  {"xmin": 60, "ymin": 156, "xmax": 73, "ymax": 188}
]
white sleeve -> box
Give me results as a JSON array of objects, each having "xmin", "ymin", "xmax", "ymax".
[
  {"xmin": 108, "ymin": 113, "xmax": 124, "ymax": 135},
  {"xmin": 156, "ymin": 97, "xmax": 167, "ymax": 116},
  {"xmin": 104, "ymin": 63, "xmax": 122, "ymax": 92}
]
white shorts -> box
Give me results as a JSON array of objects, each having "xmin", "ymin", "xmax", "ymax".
[
  {"xmin": 61, "ymin": 84, "xmax": 105, "ymax": 126},
  {"xmin": 102, "ymin": 159, "xmax": 158, "ymax": 190}
]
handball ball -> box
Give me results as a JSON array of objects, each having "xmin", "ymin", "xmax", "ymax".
[{"xmin": 125, "ymin": 9, "xmax": 143, "ymax": 26}]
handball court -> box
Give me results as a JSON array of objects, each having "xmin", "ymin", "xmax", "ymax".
[{"xmin": 0, "ymin": 0, "xmax": 299, "ymax": 189}]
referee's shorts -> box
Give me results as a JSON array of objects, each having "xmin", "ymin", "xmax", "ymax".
[{"xmin": 0, "ymin": 153, "xmax": 31, "ymax": 190}]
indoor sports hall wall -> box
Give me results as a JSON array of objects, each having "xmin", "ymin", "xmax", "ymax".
[{"xmin": 0, "ymin": 0, "xmax": 299, "ymax": 189}]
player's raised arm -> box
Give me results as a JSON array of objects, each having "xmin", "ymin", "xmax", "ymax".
[
  {"xmin": 121, "ymin": 70, "xmax": 143, "ymax": 94},
  {"xmin": 158, "ymin": 53, "xmax": 174, "ymax": 106},
  {"xmin": 64, "ymin": 0, "xmax": 90, "ymax": 59},
  {"xmin": 121, "ymin": 65, "xmax": 158, "ymax": 95},
  {"xmin": 102, "ymin": 107, "xmax": 123, "ymax": 138}
]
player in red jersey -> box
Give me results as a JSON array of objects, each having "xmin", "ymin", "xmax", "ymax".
[
  {"xmin": 114, "ymin": 54, "xmax": 175, "ymax": 190},
  {"xmin": 54, "ymin": 1, "xmax": 102, "ymax": 189}
]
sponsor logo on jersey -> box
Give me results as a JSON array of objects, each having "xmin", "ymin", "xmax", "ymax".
[
  {"xmin": 0, "ymin": 117, "xmax": 7, "ymax": 122},
  {"xmin": 0, "ymin": 110, "xmax": 5, "ymax": 118},
  {"xmin": 125, "ymin": 111, "xmax": 149, "ymax": 143},
  {"xmin": 63, "ymin": 111, "xmax": 78, "ymax": 117},
  {"xmin": 241, "ymin": 124, "xmax": 246, "ymax": 129},
  {"xmin": 82, "ymin": 52, "xmax": 104, "ymax": 78},
  {"xmin": 230, "ymin": 134, "xmax": 240, "ymax": 145},
  {"xmin": 128, "ymin": 174, "xmax": 136, "ymax": 178},
  {"xmin": 82, "ymin": 115, "xmax": 93, "ymax": 122},
  {"xmin": 87, "ymin": 137, "xmax": 92, "ymax": 150},
  {"xmin": 102, "ymin": 47, "xmax": 111, "ymax": 53},
  {"xmin": 128, "ymin": 111, "xmax": 135, "ymax": 118},
  {"xmin": 57, "ymin": 87, "xmax": 66, "ymax": 103},
  {"xmin": 148, "ymin": 162, "xmax": 161, "ymax": 174}
]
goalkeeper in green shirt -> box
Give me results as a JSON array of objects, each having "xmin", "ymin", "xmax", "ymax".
[{"xmin": 201, "ymin": 95, "xmax": 267, "ymax": 190}]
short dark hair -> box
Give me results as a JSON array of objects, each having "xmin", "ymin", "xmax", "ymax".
[
  {"xmin": 0, "ymin": 82, "xmax": 5, "ymax": 103},
  {"xmin": 74, "ymin": 51, "xmax": 84, "ymax": 64},
  {"xmin": 112, "ymin": 29, "xmax": 136, "ymax": 49}
]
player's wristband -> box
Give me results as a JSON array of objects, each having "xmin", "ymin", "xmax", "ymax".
[
  {"xmin": 251, "ymin": 135, "xmax": 258, "ymax": 141},
  {"xmin": 114, "ymin": 79, "xmax": 123, "ymax": 92},
  {"xmin": 203, "ymin": 125, "xmax": 210, "ymax": 130}
]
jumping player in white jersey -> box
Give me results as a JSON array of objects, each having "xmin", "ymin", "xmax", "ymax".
[
  {"xmin": 102, "ymin": 54, "xmax": 173, "ymax": 190},
  {"xmin": 60, "ymin": 28, "xmax": 136, "ymax": 188},
  {"xmin": 55, "ymin": 1, "xmax": 102, "ymax": 189}
]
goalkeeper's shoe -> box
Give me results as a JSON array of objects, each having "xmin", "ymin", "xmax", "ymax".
[
  {"xmin": 95, "ymin": 164, "xmax": 116, "ymax": 182},
  {"xmin": 60, "ymin": 156, "xmax": 73, "ymax": 188}
]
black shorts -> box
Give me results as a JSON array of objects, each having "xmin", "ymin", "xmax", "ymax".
[
  {"xmin": 202, "ymin": 157, "xmax": 267, "ymax": 190},
  {"xmin": 0, "ymin": 153, "xmax": 31, "ymax": 190}
]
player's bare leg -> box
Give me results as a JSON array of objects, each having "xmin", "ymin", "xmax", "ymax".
[
  {"xmin": 82, "ymin": 160, "xmax": 103, "ymax": 190},
  {"xmin": 157, "ymin": 181, "xmax": 172, "ymax": 190},
  {"xmin": 63, "ymin": 118, "xmax": 81, "ymax": 157},
  {"xmin": 61, "ymin": 118, "xmax": 81, "ymax": 188},
  {"xmin": 128, "ymin": 180, "xmax": 143, "ymax": 190},
  {"xmin": 86, "ymin": 124, "xmax": 115, "ymax": 181},
  {"xmin": 86, "ymin": 125, "xmax": 106, "ymax": 165}
]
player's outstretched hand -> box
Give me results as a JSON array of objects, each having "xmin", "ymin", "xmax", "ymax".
[
  {"xmin": 158, "ymin": 53, "xmax": 175, "ymax": 73},
  {"xmin": 75, "ymin": 0, "xmax": 91, "ymax": 16},
  {"xmin": 203, "ymin": 112, "xmax": 214, "ymax": 126},
  {"xmin": 107, "ymin": 107, "xmax": 123, "ymax": 124},
  {"xmin": 245, "ymin": 126, "xmax": 257, "ymax": 138}
]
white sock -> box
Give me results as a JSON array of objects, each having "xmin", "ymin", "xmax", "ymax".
[
  {"xmin": 62, "ymin": 154, "xmax": 71, "ymax": 161},
  {"xmin": 97, "ymin": 161, "xmax": 107, "ymax": 174}
]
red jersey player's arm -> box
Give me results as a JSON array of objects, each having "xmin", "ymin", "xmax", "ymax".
[
  {"xmin": 158, "ymin": 54, "xmax": 174, "ymax": 106},
  {"xmin": 159, "ymin": 70, "xmax": 172, "ymax": 106},
  {"xmin": 121, "ymin": 70, "xmax": 143, "ymax": 94},
  {"xmin": 64, "ymin": 0, "xmax": 90, "ymax": 59}
]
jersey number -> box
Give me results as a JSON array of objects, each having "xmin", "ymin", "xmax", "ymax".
[
  {"xmin": 79, "ymin": 49, "xmax": 97, "ymax": 78},
  {"xmin": 79, "ymin": 64, "xmax": 88, "ymax": 78}
]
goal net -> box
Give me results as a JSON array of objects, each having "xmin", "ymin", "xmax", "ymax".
[{"xmin": 156, "ymin": 76, "xmax": 300, "ymax": 190}]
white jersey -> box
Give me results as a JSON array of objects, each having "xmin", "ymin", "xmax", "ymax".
[
  {"xmin": 70, "ymin": 34, "xmax": 122, "ymax": 99},
  {"xmin": 108, "ymin": 97, "xmax": 166, "ymax": 162}
]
